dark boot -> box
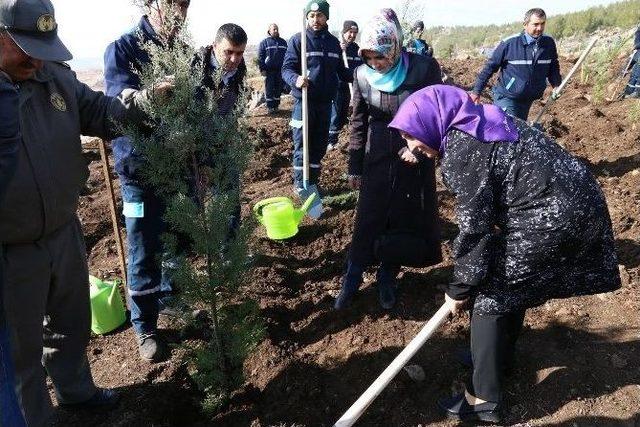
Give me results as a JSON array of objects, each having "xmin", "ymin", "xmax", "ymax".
[
  {"xmin": 138, "ymin": 333, "xmax": 169, "ymax": 363},
  {"xmin": 334, "ymin": 262, "xmax": 364, "ymax": 310},
  {"xmin": 376, "ymin": 264, "xmax": 398, "ymax": 309}
]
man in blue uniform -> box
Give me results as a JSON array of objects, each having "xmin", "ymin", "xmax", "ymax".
[
  {"xmin": 470, "ymin": 8, "xmax": 562, "ymax": 120},
  {"xmin": 103, "ymin": 0, "xmax": 190, "ymax": 363},
  {"xmin": 258, "ymin": 23, "xmax": 287, "ymax": 114},
  {"xmin": 282, "ymin": 0, "xmax": 352, "ymax": 194},
  {"xmin": 327, "ymin": 20, "xmax": 361, "ymax": 149}
]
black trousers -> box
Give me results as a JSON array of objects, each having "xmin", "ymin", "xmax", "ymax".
[{"xmin": 469, "ymin": 309, "xmax": 526, "ymax": 403}]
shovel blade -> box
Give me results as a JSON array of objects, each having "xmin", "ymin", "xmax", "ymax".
[{"xmin": 299, "ymin": 184, "xmax": 322, "ymax": 219}]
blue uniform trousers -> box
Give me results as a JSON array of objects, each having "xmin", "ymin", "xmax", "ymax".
[
  {"xmin": 0, "ymin": 249, "xmax": 26, "ymax": 427},
  {"xmin": 493, "ymin": 90, "xmax": 533, "ymax": 121},
  {"xmin": 121, "ymin": 182, "xmax": 175, "ymax": 337},
  {"xmin": 265, "ymin": 70, "xmax": 284, "ymax": 109},
  {"xmin": 329, "ymin": 84, "xmax": 351, "ymax": 145},
  {"xmin": 624, "ymin": 51, "xmax": 640, "ymax": 96},
  {"xmin": 291, "ymin": 98, "xmax": 332, "ymax": 188}
]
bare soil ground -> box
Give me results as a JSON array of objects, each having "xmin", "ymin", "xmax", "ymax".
[{"xmin": 54, "ymin": 59, "xmax": 639, "ymax": 426}]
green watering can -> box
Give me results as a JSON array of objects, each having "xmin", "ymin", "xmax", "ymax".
[
  {"xmin": 89, "ymin": 275, "xmax": 127, "ymax": 335},
  {"xmin": 254, "ymin": 193, "xmax": 316, "ymax": 240}
]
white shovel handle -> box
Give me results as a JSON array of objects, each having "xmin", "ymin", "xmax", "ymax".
[
  {"xmin": 342, "ymin": 50, "xmax": 354, "ymax": 99},
  {"xmin": 301, "ymin": 11, "xmax": 310, "ymax": 186},
  {"xmin": 333, "ymin": 303, "xmax": 451, "ymax": 427}
]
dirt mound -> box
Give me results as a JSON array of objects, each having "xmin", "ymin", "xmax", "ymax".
[{"xmin": 57, "ymin": 60, "xmax": 640, "ymax": 426}]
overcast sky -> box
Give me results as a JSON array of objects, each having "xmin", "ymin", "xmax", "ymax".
[{"xmin": 53, "ymin": 0, "xmax": 623, "ymax": 69}]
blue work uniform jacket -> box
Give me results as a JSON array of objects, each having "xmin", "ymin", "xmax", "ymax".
[
  {"xmin": 103, "ymin": 16, "xmax": 160, "ymax": 183},
  {"xmin": 473, "ymin": 31, "xmax": 561, "ymax": 101},
  {"xmin": 258, "ymin": 36, "xmax": 288, "ymax": 73},
  {"xmin": 282, "ymin": 26, "xmax": 353, "ymax": 103}
]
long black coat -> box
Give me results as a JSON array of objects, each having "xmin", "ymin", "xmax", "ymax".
[
  {"xmin": 443, "ymin": 120, "xmax": 621, "ymax": 315},
  {"xmin": 348, "ymin": 53, "xmax": 443, "ymax": 267}
]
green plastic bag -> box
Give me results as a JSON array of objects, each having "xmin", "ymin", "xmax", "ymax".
[{"xmin": 89, "ymin": 276, "xmax": 127, "ymax": 335}]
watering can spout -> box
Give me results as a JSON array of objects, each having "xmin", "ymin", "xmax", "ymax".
[{"xmin": 295, "ymin": 193, "xmax": 316, "ymax": 223}]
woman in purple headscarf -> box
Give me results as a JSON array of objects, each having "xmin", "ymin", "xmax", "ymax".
[
  {"xmin": 334, "ymin": 8, "xmax": 443, "ymax": 310},
  {"xmin": 389, "ymin": 84, "xmax": 621, "ymax": 423}
]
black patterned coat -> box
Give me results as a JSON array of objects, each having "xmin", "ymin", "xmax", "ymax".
[{"xmin": 443, "ymin": 120, "xmax": 621, "ymax": 315}]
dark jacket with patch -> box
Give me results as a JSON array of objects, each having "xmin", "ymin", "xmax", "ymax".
[
  {"xmin": 281, "ymin": 27, "xmax": 353, "ymax": 103},
  {"xmin": 442, "ymin": 120, "xmax": 621, "ymax": 314},
  {"xmin": 347, "ymin": 53, "xmax": 443, "ymax": 267},
  {"xmin": 473, "ymin": 32, "xmax": 561, "ymax": 101},
  {"xmin": 0, "ymin": 62, "xmax": 144, "ymax": 244}
]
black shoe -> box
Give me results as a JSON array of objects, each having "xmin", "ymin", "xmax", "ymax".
[
  {"xmin": 61, "ymin": 388, "xmax": 120, "ymax": 410},
  {"xmin": 334, "ymin": 286, "xmax": 357, "ymax": 309},
  {"xmin": 138, "ymin": 333, "xmax": 169, "ymax": 363},
  {"xmin": 334, "ymin": 262, "xmax": 363, "ymax": 310},
  {"xmin": 438, "ymin": 393, "xmax": 502, "ymax": 424}
]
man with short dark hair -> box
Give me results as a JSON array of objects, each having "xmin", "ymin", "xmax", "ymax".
[
  {"xmin": 194, "ymin": 23, "xmax": 247, "ymax": 116},
  {"xmin": 189, "ymin": 24, "xmax": 248, "ymax": 244},
  {"xmin": 103, "ymin": 0, "xmax": 191, "ymax": 363},
  {"xmin": 470, "ymin": 8, "xmax": 562, "ymax": 120},
  {"xmin": 1, "ymin": 0, "xmax": 153, "ymax": 424},
  {"xmin": 258, "ymin": 23, "xmax": 287, "ymax": 114}
]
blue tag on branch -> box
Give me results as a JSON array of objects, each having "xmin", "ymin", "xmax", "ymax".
[{"xmin": 123, "ymin": 201, "xmax": 144, "ymax": 218}]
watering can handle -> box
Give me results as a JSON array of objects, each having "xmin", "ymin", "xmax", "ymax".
[
  {"xmin": 253, "ymin": 197, "xmax": 292, "ymax": 220},
  {"xmin": 300, "ymin": 193, "xmax": 316, "ymax": 214}
]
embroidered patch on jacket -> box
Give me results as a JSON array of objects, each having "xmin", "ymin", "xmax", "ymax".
[{"xmin": 50, "ymin": 92, "xmax": 67, "ymax": 111}]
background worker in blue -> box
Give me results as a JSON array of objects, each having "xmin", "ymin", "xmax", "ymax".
[
  {"xmin": 405, "ymin": 21, "xmax": 433, "ymax": 57},
  {"xmin": 258, "ymin": 23, "xmax": 287, "ymax": 114},
  {"xmin": 103, "ymin": 0, "xmax": 191, "ymax": 363},
  {"xmin": 0, "ymin": 73, "xmax": 26, "ymax": 427},
  {"xmin": 470, "ymin": 8, "xmax": 562, "ymax": 121},
  {"xmin": 327, "ymin": 20, "xmax": 362, "ymax": 150},
  {"xmin": 282, "ymin": 0, "xmax": 353, "ymax": 193},
  {"xmin": 623, "ymin": 25, "xmax": 640, "ymax": 98}
]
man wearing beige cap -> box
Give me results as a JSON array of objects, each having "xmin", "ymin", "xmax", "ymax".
[{"xmin": 0, "ymin": 0, "xmax": 155, "ymax": 425}]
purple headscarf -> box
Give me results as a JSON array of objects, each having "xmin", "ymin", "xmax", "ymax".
[{"xmin": 388, "ymin": 85, "xmax": 519, "ymax": 153}]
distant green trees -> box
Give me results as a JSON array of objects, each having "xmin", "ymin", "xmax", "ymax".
[{"xmin": 422, "ymin": 0, "xmax": 640, "ymax": 56}]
